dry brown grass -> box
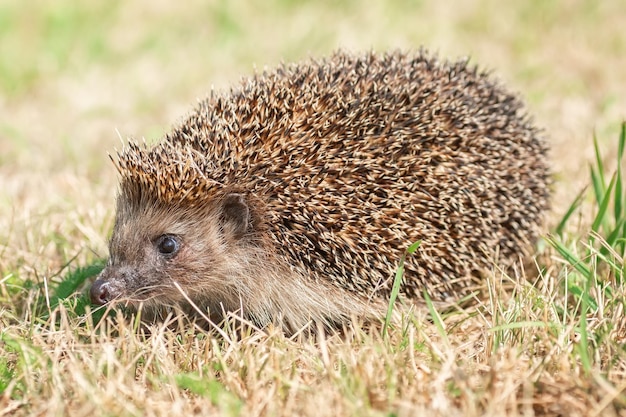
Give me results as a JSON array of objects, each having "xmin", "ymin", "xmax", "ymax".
[{"xmin": 1, "ymin": 0, "xmax": 626, "ymax": 415}]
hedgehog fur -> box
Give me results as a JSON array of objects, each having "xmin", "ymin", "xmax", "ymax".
[{"xmin": 90, "ymin": 50, "xmax": 549, "ymax": 332}]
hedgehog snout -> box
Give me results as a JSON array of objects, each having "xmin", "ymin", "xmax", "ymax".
[
  {"xmin": 90, "ymin": 279, "xmax": 112, "ymax": 305},
  {"xmin": 89, "ymin": 266, "xmax": 129, "ymax": 305}
]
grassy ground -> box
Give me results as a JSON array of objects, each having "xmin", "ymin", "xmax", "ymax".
[{"xmin": 1, "ymin": 0, "xmax": 626, "ymax": 415}]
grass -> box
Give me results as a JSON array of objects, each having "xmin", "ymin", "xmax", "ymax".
[{"xmin": 1, "ymin": 0, "xmax": 626, "ymax": 415}]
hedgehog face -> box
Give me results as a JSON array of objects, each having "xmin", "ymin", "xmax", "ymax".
[{"xmin": 90, "ymin": 192, "xmax": 253, "ymax": 310}]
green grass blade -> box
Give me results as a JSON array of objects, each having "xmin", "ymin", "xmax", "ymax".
[
  {"xmin": 615, "ymin": 166, "xmax": 623, "ymax": 226},
  {"xmin": 589, "ymin": 165, "xmax": 604, "ymax": 203},
  {"xmin": 423, "ymin": 290, "xmax": 450, "ymax": 348},
  {"xmin": 591, "ymin": 174, "xmax": 616, "ymax": 234},
  {"xmin": 618, "ymin": 122, "xmax": 626, "ymax": 160},
  {"xmin": 382, "ymin": 258, "xmax": 404, "ymax": 339},
  {"xmin": 590, "ymin": 165, "xmax": 604, "ymax": 208},
  {"xmin": 593, "ymin": 133, "xmax": 606, "ymax": 194},
  {"xmin": 599, "ymin": 219, "xmax": 626, "ymax": 258},
  {"xmin": 577, "ymin": 278, "xmax": 592, "ymax": 375},
  {"xmin": 555, "ymin": 187, "xmax": 587, "ymax": 237},
  {"xmin": 546, "ymin": 235, "xmax": 592, "ymax": 280},
  {"xmin": 383, "ymin": 241, "xmax": 421, "ymax": 339},
  {"xmin": 567, "ymin": 283, "xmax": 598, "ymax": 311},
  {"xmin": 577, "ymin": 323, "xmax": 592, "ymax": 375},
  {"xmin": 406, "ymin": 240, "xmax": 421, "ymax": 255},
  {"xmin": 595, "ymin": 244, "xmax": 624, "ymax": 278},
  {"xmin": 615, "ymin": 138, "xmax": 623, "ymax": 226},
  {"xmin": 615, "ymin": 122, "xmax": 625, "ymax": 255}
]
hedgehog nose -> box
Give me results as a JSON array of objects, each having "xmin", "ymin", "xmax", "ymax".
[{"xmin": 90, "ymin": 279, "xmax": 111, "ymax": 305}]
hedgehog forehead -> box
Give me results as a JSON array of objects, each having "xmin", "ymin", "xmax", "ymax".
[{"xmin": 113, "ymin": 141, "xmax": 227, "ymax": 207}]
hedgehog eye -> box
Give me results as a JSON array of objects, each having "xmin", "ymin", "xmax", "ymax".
[{"xmin": 155, "ymin": 235, "xmax": 180, "ymax": 257}]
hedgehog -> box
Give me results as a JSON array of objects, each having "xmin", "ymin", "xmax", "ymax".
[{"xmin": 90, "ymin": 50, "xmax": 549, "ymax": 333}]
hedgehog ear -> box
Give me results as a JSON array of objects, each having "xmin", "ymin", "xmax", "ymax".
[{"xmin": 220, "ymin": 193, "xmax": 250, "ymax": 239}]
